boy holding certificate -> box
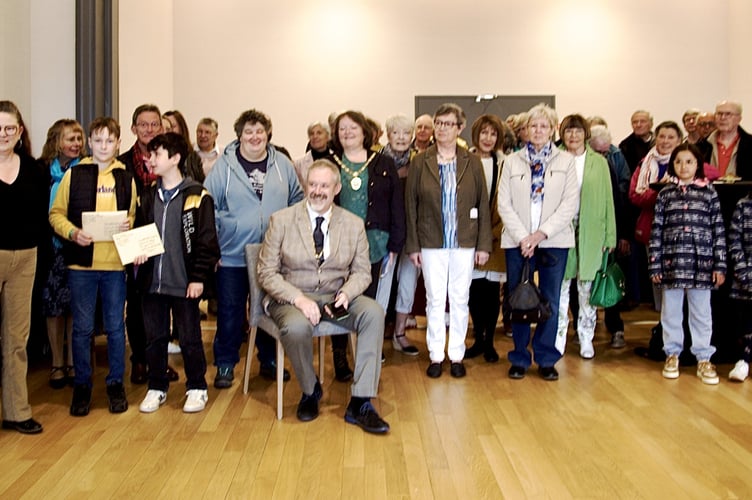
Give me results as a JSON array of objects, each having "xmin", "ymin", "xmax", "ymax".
[
  {"xmin": 49, "ymin": 117, "xmax": 137, "ymax": 416},
  {"xmin": 133, "ymin": 133, "xmax": 219, "ymax": 414}
]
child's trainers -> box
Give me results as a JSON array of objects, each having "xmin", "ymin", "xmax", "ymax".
[
  {"xmin": 729, "ymin": 360, "xmax": 749, "ymax": 382},
  {"xmin": 139, "ymin": 389, "xmax": 167, "ymax": 413},
  {"xmin": 662, "ymin": 355, "xmax": 680, "ymax": 379},
  {"xmin": 183, "ymin": 389, "xmax": 208, "ymax": 413},
  {"xmin": 697, "ymin": 360, "xmax": 719, "ymax": 385}
]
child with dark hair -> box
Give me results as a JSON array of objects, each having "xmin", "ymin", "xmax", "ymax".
[
  {"xmin": 134, "ymin": 133, "xmax": 219, "ymax": 413},
  {"xmin": 649, "ymin": 143, "xmax": 726, "ymax": 384}
]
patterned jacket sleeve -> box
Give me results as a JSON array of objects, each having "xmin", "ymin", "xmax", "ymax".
[
  {"xmin": 729, "ymin": 200, "xmax": 750, "ymax": 284},
  {"xmin": 648, "ymin": 190, "xmax": 666, "ymax": 278},
  {"xmin": 709, "ymin": 189, "xmax": 727, "ymax": 275}
]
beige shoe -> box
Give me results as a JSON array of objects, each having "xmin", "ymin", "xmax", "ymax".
[
  {"xmin": 662, "ymin": 355, "xmax": 680, "ymax": 379},
  {"xmin": 697, "ymin": 360, "xmax": 719, "ymax": 385}
]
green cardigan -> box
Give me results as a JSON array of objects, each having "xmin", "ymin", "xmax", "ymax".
[{"xmin": 563, "ymin": 146, "xmax": 617, "ymax": 281}]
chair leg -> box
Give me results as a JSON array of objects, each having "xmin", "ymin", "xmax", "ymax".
[
  {"xmin": 349, "ymin": 333, "xmax": 357, "ymax": 359},
  {"xmin": 318, "ymin": 337, "xmax": 325, "ymax": 382},
  {"xmin": 243, "ymin": 326, "xmax": 258, "ymax": 394},
  {"xmin": 276, "ymin": 339, "xmax": 284, "ymax": 420}
]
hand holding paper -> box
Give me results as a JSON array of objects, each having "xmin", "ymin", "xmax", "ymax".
[{"xmin": 112, "ymin": 223, "xmax": 165, "ymax": 266}]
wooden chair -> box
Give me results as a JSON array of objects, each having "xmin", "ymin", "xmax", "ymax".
[{"xmin": 242, "ymin": 243, "xmax": 356, "ymax": 419}]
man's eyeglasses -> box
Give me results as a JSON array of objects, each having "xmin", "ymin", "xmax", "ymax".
[{"xmin": 136, "ymin": 122, "xmax": 161, "ymax": 130}]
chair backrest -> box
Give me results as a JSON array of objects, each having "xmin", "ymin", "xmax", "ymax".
[{"xmin": 244, "ymin": 243, "xmax": 266, "ymax": 328}]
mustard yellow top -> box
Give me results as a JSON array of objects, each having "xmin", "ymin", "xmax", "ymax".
[{"xmin": 49, "ymin": 157, "xmax": 137, "ymax": 271}]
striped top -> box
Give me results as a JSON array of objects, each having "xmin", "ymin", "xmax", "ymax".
[{"xmin": 439, "ymin": 158, "xmax": 458, "ymax": 248}]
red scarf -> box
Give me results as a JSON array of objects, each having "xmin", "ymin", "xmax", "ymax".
[{"xmin": 131, "ymin": 141, "xmax": 157, "ymax": 186}]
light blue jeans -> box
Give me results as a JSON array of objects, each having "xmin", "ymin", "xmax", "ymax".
[{"xmin": 661, "ymin": 288, "xmax": 715, "ymax": 361}]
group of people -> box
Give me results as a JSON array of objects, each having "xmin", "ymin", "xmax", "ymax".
[{"xmin": 0, "ymin": 97, "xmax": 749, "ymax": 436}]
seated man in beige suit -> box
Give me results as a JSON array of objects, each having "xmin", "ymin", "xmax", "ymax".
[{"xmin": 257, "ymin": 159, "xmax": 389, "ymax": 434}]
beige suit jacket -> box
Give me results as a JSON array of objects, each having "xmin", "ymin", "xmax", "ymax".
[{"xmin": 258, "ymin": 200, "xmax": 372, "ymax": 305}]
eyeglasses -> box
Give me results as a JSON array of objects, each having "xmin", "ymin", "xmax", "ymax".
[
  {"xmin": 433, "ymin": 120, "xmax": 458, "ymax": 129},
  {"xmin": 715, "ymin": 111, "xmax": 740, "ymax": 118},
  {"xmin": 0, "ymin": 125, "xmax": 19, "ymax": 135},
  {"xmin": 563, "ymin": 128, "xmax": 585, "ymax": 136},
  {"xmin": 136, "ymin": 121, "xmax": 161, "ymax": 130},
  {"xmin": 697, "ymin": 122, "xmax": 715, "ymax": 127}
]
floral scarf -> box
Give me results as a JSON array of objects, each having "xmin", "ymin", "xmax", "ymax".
[
  {"xmin": 635, "ymin": 146, "xmax": 671, "ymax": 194},
  {"xmin": 526, "ymin": 141, "xmax": 553, "ymax": 203}
]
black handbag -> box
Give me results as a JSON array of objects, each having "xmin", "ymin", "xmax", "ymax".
[
  {"xmin": 589, "ymin": 251, "xmax": 626, "ymax": 308},
  {"xmin": 508, "ymin": 258, "xmax": 552, "ymax": 324}
]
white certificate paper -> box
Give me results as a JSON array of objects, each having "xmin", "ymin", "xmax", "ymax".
[
  {"xmin": 81, "ymin": 211, "xmax": 128, "ymax": 242},
  {"xmin": 112, "ymin": 223, "xmax": 165, "ymax": 265}
]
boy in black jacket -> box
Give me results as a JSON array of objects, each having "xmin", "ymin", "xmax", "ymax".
[{"xmin": 134, "ymin": 133, "xmax": 219, "ymax": 413}]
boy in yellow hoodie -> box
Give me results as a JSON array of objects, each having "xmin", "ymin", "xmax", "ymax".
[{"xmin": 50, "ymin": 117, "xmax": 137, "ymax": 416}]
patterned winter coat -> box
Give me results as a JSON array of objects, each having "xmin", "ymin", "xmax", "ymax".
[
  {"xmin": 729, "ymin": 195, "xmax": 752, "ymax": 300},
  {"xmin": 648, "ymin": 181, "xmax": 726, "ymax": 289}
]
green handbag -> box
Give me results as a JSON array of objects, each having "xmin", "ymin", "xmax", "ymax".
[{"xmin": 589, "ymin": 251, "xmax": 626, "ymax": 308}]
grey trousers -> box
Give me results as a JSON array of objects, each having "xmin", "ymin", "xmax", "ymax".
[{"xmin": 268, "ymin": 293, "xmax": 383, "ymax": 398}]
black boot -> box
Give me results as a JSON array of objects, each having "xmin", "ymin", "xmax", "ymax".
[
  {"xmin": 483, "ymin": 330, "xmax": 499, "ymax": 363},
  {"xmin": 464, "ymin": 334, "xmax": 484, "ymax": 359}
]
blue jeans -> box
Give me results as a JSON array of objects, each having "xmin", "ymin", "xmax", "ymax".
[
  {"xmin": 68, "ymin": 270, "xmax": 127, "ymax": 386},
  {"xmin": 506, "ymin": 247, "xmax": 568, "ymax": 369},
  {"xmin": 213, "ymin": 266, "xmax": 274, "ymax": 368}
]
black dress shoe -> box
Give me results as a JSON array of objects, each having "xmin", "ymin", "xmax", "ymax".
[
  {"xmin": 106, "ymin": 382, "xmax": 128, "ymax": 413},
  {"xmin": 296, "ymin": 381, "xmax": 323, "ymax": 422},
  {"xmin": 538, "ymin": 366, "xmax": 559, "ymax": 381},
  {"xmin": 333, "ymin": 349, "xmax": 353, "ymax": 382},
  {"xmin": 426, "ymin": 362, "xmax": 442, "ymax": 378},
  {"xmin": 508, "ymin": 365, "xmax": 526, "ymax": 379},
  {"xmin": 344, "ymin": 401, "xmax": 389, "ymax": 434},
  {"xmin": 130, "ymin": 362, "xmax": 148, "ymax": 385},
  {"xmin": 70, "ymin": 384, "xmax": 92, "ymax": 417},
  {"xmin": 259, "ymin": 362, "xmax": 291, "ymax": 382},
  {"xmin": 166, "ymin": 365, "xmax": 179, "ymax": 382},
  {"xmin": 450, "ymin": 361, "xmax": 466, "ymax": 378},
  {"xmin": 2, "ymin": 418, "xmax": 43, "ymax": 434}
]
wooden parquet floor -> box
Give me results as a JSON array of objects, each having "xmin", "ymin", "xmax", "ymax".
[{"xmin": 2, "ymin": 305, "xmax": 752, "ymax": 499}]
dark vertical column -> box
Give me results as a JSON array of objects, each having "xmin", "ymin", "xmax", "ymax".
[{"xmin": 76, "ymin": 0, "xmax": 118, "ymax": 126}]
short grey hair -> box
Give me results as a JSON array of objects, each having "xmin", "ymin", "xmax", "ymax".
[
  {"xmin": 307, "ymin": 121, "xmax": 330, "ymax": 136},
  {"xmin": 589, "ymin": 125, "xmax": 612, "ymax": 146},
  {"xmin": 385, "ymin": 114, "xmax": 414, "ymax": 134},
  {"xmin": 527, "ymin": 104, "xmax": 558, "ymax": 131}
]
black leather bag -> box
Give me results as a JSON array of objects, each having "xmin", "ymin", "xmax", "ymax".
[{"xmin": 508, "ymin": 258, "xmax": 552, "ymax": 324}]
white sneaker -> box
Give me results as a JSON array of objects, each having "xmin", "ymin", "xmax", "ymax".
[
  {"xmin": 697, "ymin": 360, "xmax": 719, "ymax": 385},
  {"xmin": 183, "ymin": 389, "xmax": 208, "ymax": 413},
  {"xmin": 139, "ymin": 389, "xmax": 167, "ymax": 413},
  {"xmin": 729, "ymin": 360, "xmax": 749, "ymax": 382},
  {"xmin": 579, "ymin": 339, "xmax": 595, "ymax": 359},
  {"xmin": 167, "ymin": 341, "xmax": 181, "ymax": 354}
]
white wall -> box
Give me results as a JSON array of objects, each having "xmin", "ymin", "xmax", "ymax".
[
  {"xmin": 3, "ymin": 1, "xmax": 746, "ymax": 158},
  {"xmin": 156, "ymin": 0, "xmax": 735, "ymax": 158},
  {"xmin": 117, "ymin": 0, "xmax": 174, "ymax": 148},
  {"xmin": 0, "ymin": 0, "xmax": 75, "ymax": 157}
]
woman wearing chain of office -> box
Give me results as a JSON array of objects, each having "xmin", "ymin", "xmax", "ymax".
[{"xmin": 325, "ymin": 110, "xmax": 405, "ymax": 375}]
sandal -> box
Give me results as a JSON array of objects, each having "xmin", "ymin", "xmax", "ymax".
[
  {"xmin": 392, "ymin": 334, "xmax": 419, "ymax": 356},
  {"xmin": 49, "ymin": 367, "xmax": 67, "ymax": 389}
]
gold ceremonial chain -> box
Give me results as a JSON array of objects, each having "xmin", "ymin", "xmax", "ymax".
[{"xmin": 332, "ymin": 152, "xmax": 377, "ymax": 191}]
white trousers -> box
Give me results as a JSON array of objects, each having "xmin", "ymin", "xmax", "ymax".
[{"xmin": 421, "ymin": 248, "xmax": 475, "ymax": 362}]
